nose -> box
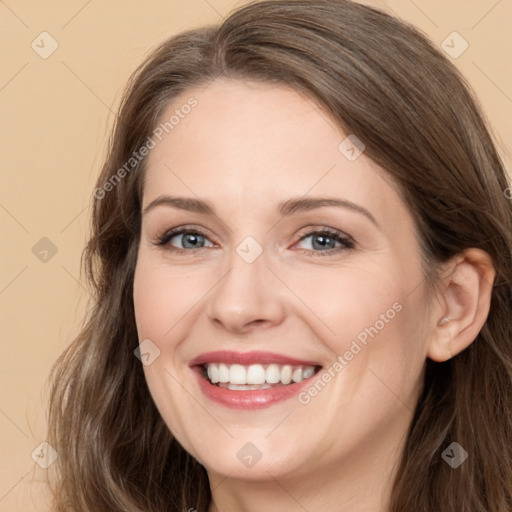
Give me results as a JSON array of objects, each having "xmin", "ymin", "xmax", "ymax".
[{"xmin": 206, "ymin": 249, "xmax": 287, "ymax": 335}]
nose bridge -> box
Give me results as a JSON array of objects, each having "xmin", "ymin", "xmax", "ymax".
[{"xmin": 206, "ymin": 234, "xmax": 285, "ymax": 331}]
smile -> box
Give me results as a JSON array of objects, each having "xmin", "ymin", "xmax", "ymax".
[
  {"xmin": 203, "ymin": 363, "xmax": 318, "ymax": 389},
  {"xmin": 189, "ymin": 351, "xmax": 323, "ymax": 409}
]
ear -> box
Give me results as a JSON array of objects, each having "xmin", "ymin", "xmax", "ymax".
[{"xmin": 427, "ymin": 248, "xmax": 495, "ymax": 362}]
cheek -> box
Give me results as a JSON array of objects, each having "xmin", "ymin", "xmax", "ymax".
[
  {"xmin": 304, "ymin": 261, "xmax": 428, "ymax": 393},
  {"xmin": 285, "ymin": 261, "xmax": 407, "ymax": 342},
  {"xmin": 133, "ymin": 270, "xmax": 167, "ymax": 338},
  {"xmin": 133, "ymin": 259, "xmax": 201, "ymax": 453},
  {"xmin": 133, "ymin": 257, "xmax": 202, "ymax": 338}
]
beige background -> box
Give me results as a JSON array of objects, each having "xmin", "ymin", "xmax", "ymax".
[{"xmin": 1, "ymin": 0, "xmax": 511, "ymax": 510}]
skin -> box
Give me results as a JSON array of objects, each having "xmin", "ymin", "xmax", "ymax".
[{"xmin": 132, "ymin": 79, "xmax": 495, "ymax": 512}]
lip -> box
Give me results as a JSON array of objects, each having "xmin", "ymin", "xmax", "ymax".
[
  {"xmin": 188, "ymin": 350, "xmax": 321, "ymax": 367},
  {"xmin": 189, "ymin": 351, "xmax": 322, "ymax": 410}
]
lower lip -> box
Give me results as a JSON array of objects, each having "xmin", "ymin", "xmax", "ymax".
[{"xmin": 192, "ymin": 367, "xmax": 319, "ymax": 409}]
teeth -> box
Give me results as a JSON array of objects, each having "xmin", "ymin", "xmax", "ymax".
[
  {"xmin": 218, "ymin": 363, "xmax": 230, "ymax": 383},
  {"xmin": 220, "ymin": 383, "xmax": 273, "ymax": 390},
  {"xmin": 281, "ymin": 365, "xmax": 292, "ymax": 385},
  {"xmin": 229, "ymin": 364, "xmax": 246, "ymax": 384},
  {"xmin": 292, "ymin": 367, "xmax": 303, "ymax": 382},
  {"xmin": 204, "ymin": 362, "xmax": 318, "ymax": 387},
  {"xmin": 247, "ymin": 364, "xmax": 266, "ymax": 384},
  {"xmin": 207, "ymin": 364, "xmax": 219, "ymax": 384},
  {"xmin": 266, "ymin": 364, "xmax": 280, "ymax": 384},
  {"xmin": 303, "ymin": 366, "xmax": 315, "ymax": 379}
]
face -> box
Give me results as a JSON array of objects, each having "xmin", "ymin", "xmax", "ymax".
[{"xmin": 133, "ymin": 79, "xmax": 432, "ymax": 484}]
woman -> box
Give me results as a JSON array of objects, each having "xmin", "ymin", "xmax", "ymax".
[{"xmin": 46, "ymin": 0, "xmax": 512, "ymax": 510}]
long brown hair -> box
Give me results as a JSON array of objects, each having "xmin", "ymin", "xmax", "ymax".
[{"xmin": 46, "ymin": 1, "xmax": 512, "ymax": 510}]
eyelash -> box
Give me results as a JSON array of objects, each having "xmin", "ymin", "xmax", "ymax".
[{"xmin": 153, "ymin": 225, "xmax": 355, "ymax": 257}]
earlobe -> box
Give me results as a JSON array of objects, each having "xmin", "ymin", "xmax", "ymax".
[{"xmin": 427, "ymin": 248, "xmax": 495, "ymax": 363}]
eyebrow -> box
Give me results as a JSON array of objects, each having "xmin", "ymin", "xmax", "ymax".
[{"xmin": 142, "ymin": 195, "xmax": 379, "ymax": 228}]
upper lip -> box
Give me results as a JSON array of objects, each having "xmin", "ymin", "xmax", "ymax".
[{"xmin": 189, "ymin": 350, "xmax": 322, "ymax": 367}]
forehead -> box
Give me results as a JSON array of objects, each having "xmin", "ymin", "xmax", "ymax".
[{"xmin": 142, "ymin": 79, "xmax": 405, "ymax": 227}]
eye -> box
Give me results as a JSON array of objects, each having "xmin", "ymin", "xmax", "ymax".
[
  {"xmin": 153, "ymin": 225, "xmax": 354, "ymax": 257},
  {"xmin": 155, "ymin": 227, "xmax": 214, "ymax": 253},
  {"xmin": 294, "ymin": 228, "xmax": 354, "ymax": 256}
]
